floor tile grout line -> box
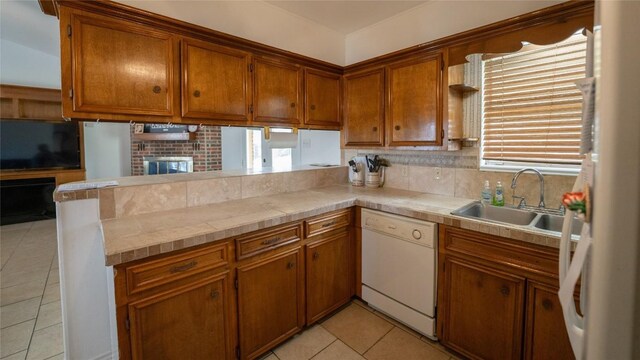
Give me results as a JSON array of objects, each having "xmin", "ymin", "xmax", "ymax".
[
  {"xmin": 0, "ymin": 316, "xmax": 38, "ymax": 331},
  {"xmin": 361, "ymin": 325, "xmax": 396, "ymax": 357},
  {"xmin": 24, "ymin": 257, "xmax": 53, "ymax": 359},
  {"xmin": 0, "ymin": 227, "xmax": 29, "ymax": 272},
  {"xmin": 308, "ymin": 337, "xmax": 338, "ymax": 360}
]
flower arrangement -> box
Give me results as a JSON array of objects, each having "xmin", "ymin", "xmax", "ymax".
[{"xmin": 563, "ymin": 187, "xmax": 590, "ymax": 222}]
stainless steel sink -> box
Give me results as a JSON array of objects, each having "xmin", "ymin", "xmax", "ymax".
[
  {"xmin": 451, "ymin": 201, "xmax": 538, "ymax": 226},
  {"xmin": 534, "ymin": 214, "xmax": 583, "ymax": 235}
]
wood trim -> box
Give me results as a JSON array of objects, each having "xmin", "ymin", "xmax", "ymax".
[
  {"xmin": 54, "ymin": 0, "xmax": 343, "ymax": 74},
  {"xmin": 0, "ymin": 85, "xmax": 61, "ymax": 102},
  {"xmin": 345, "ymin": 0, "xmax": 594, "ymax": 71},
  {"xmin": 38, "ymin": 0, "xmax": 58, "ymax": 17}
]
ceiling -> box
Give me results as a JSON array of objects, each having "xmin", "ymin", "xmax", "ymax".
[
  {"xmin": 265, "ymin": 1, "xmax": 428, "ymax": 34},
  {"xmin": 0, "ymin": 0, "xmax": 60, "ymax": 56}
]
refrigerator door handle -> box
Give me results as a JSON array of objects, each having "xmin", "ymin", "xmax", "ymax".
[{"xmin": 558, "ymin": 175, "xmax": 592, "ymax": 360}]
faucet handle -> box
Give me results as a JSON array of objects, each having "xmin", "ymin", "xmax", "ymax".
[{"xmin": 512, "ymin": 195, "xmax": 526, "ymax": 208}]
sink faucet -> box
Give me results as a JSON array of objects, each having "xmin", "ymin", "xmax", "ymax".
[{"xmin": 511, "ymin": 168, "xmax": 545, "ymax": 208}]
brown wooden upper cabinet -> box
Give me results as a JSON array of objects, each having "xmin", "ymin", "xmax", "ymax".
[
  {"xmin": 343, "ymin": 68, "xmax": 385, "ymax": 147},
  {"xmin": 304, "ymin": 69, "xmax": 341, "ymax": 127},
  {"xmin": 63, "ymin": 8, "xmax": 176, "ymax": 117},
  {"xmin": 181, "ymin": 39, "xmax": 252, "ymax": 124},
  {"xmin": 252, "ymin": 57, "xmax": 303, "ymax": 126},
  {"xmin": 386, "ymin": 53, "xmax": 443, "ymax": 147}
]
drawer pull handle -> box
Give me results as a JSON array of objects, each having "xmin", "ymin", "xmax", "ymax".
[
  {"xmin": 194, "ymin": 90, "xmax": 201, "ymax": 98},
  {"xmin": 500, "ymin": 285, "xmax": 510, "ymax": 296},
  {"xmin": 287, "ymin": 262, "xmax": 295, "ymax": 269},
  {"xmin": 542, "ymin": 299, "xmax": 553, "ymax": 310},
  {"xmin": 152, "ymin": 85, "xmax": 162, "ymax": 94},
  {"xmin": 210, "ymin": 290, "xmax": 219, "ymax": 299},
  {"xmin": 261, "ymin": 237, "xmax": 282, "ymax": 246},
  {"xmin": 321, "ymin": 221, "xmax": 337, "ymax": 228},
  {"xmin": 170, "ymin": 260, "xmax": 197, "ymax": 273},
  {"xmin": 313, "ymin": 252, "xmax": 320, "ymax": 260}
]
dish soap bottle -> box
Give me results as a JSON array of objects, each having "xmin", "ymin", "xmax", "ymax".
[
  {"xmin": 493, "ymin": 181, "xmax": 505, "ymax": 206},
  {"xmin": 481, "ymin": 180, "xmax": 492, "ymax": 204}
]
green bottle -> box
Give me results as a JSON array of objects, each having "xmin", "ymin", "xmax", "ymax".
[{"xmin": 492, "ymin": 181, "xmax": 505, "ymax": 206}]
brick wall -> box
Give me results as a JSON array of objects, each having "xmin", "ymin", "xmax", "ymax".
[{"xmin": 130, "ymin": 126, "xmax": 222, "ymax": 176}]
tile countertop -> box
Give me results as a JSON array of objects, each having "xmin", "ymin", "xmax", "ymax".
[{"xmin": 101, "ymin": 184, "xmax": 565, "ymax": 266}]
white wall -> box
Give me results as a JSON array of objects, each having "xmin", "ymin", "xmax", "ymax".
[
  {"xmin": 221, "ymin": 126, "xmax": 247, "ymax": 171},
  {"xmin": 83, "ymin": 122, "xmax": 132, "ymax": 179},
  {"xmin": 118, "ymin": 0, "xmax": 345, "ymax": 65},
  {"xmin": 345, "ymin": 0, "xmax": 563, "ymax": 65},
  {"xmin": 0, "ymin": 39, "xmax": 60, "ymax": 88},
  {"xmin": 298, "ymin": 130, "xmax": 340, "ymax": 165},
  {"xmin": 221, "ymin": 128, "xmax": 341, "ymax": 169}
]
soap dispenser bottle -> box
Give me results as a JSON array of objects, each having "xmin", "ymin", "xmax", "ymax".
[
  {"xmin": 493, "ymin": 181, "xmax": 505, "ymax": 206},
  {"xmin": 481, "ymin": 180, "xmax": 492, "ymax": 204}
]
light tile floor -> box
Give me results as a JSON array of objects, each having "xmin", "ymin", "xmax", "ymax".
[
  {"xmin": 1, "ymin": 220, "xmax": 64, "ymax": 360},
  {"xmin": 1, "ymin": 220, "xmax": 458, "ymax": 360},
  {"xmin": 264, "ymin": 301, "xmax": 459, "ymax": 360}
]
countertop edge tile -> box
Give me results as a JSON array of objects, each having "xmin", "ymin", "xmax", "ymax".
[{"xmin": 101, "ymin": 185, "xmax": 565, "ymax": 266}]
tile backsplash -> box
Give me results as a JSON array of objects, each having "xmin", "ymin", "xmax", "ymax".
[{"xmin": 343, "ymin": 148, "xmax": 576, "ymax": 209}]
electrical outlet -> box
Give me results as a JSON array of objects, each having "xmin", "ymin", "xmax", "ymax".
[
  {"xmin": 434, "ymin": 167, "xmax": 442, "ymax": 180},
  {"xmin": 401, "ymin": 165, "xmax": 409, "ymax": 177}
]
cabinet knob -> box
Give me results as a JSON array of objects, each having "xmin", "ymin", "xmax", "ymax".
[
  {"xmin": 500, "ymin": 285, "xmax": 510, "ymax": 296},
  {"xmin": 313, "ymin": 252, "xmax": 320, "ymax": 260},
  {"xmin": 287, "ymin": 261, "xmax": 295, "ymax": 269},
  {"xmin": 152, "ymin": 85, "xmax": 162, "ymax": 94},
  {"xmin": 210, "ymin": 290, "xmax": 219, "ymax": 299},
  {"xmin": 372, "ymin": 127, "xmax": 378, "ymax": 132},
  {"xmin": 542, "ymin": 299, "xmax": 553, "ymax": 310},
  {"xmin": 310, "ymin": 104, "xmax": 316, "ymax": 110},
  {"xmin": 395, "ymin": 125, "xmax": 401, "ymax": 131},
  {"xmin": 194, "ymin": 90, "xmax": 201, "ymax": 98},
  {"xmin": 290, "ymin": 102, "xmax": 296, "ymax": 108}
]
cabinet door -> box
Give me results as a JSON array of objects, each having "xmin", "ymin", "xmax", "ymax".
[
  {"xmin": 304, "ymin": 69, "xmax": 341, "ymax": 127},
  {"xmin": 253, "ymin": 58, "xmax": 303, "ymax": 125},
  {"xmin": 128, "ymin": 272, "xmax": 233, "ymax": 360},
  {"xmin": 181, "ymin": 39, "xmax": 251, "ymax": 123},
  {"xmin": 343, "ymin": 68, "xmax": 385, "ymax": 147},
  {"xmin": 524, "ymin": 282, "xmax": 576, "ymax": 360},
  {"xmin": 237, "ymin": 248, "xmax": 304, "ymax": 359},
  {"xmin": 386, "ymin": 54, "xmax": 443, "ymax": 146},
  {"xmin": 306, "ymin": 231, "xmax": 352, "ymax": 324},
  {"xmin": 69, "ymin": 12, "xmax": 175, "ymax": 116},
  {"xmin": 442, "ymin": 257, "xmax": 525, "ymax": 360}
]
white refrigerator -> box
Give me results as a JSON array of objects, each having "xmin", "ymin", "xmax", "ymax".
[{"xmin": 559, "ymin": 1, "xmax": 640, "ymax": 359}]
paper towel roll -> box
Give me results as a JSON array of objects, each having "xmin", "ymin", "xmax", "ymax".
[{"xmin": 266, "ymin": 132, "xmax": 298, "ymax": 148}]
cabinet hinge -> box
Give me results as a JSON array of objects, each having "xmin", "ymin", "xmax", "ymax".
[
  {"xmin": 69, "ymin": 89, "xmax": 73, "ymax": 99},
  {"xmin": 248, "ymin": 63, "xmax": 254, "ymax": 72},
  {"xmin": 249, "ymin": 104, "xmax": 253, "ymax": 114},
  {"xmin": 235, "ymin": 346, "xmax": 240, "ymax": 359},
  {"xmin": 441, "ymin": 129, "xmax": 445, "ymax": 139},
  {"xmin": 125, "ymin": 316, "xmax": 130, "ymax": 331},
  {"xmin": 234, "ymin": 278, "xmax": 239, "ymax": 289},
  {"xmin": 67, "ymin": 24, "xmax": 72, "ymax": 38}
]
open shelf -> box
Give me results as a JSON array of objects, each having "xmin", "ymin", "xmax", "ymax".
[{"xmin": 133, "ymin": 132, "xmax": 196, "ymax": 141}]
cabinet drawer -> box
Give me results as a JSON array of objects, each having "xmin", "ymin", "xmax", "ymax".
[
  {"xmin": 305, "ymin": 209, "xmax": 351, "ymax": 238},
  {"xmin": 236, "ymin": 223, "xmax": 302, "ymax": 260},
  {"xmin": 126, "ymin": 243, "xmax": 228, "ymax": 295}
]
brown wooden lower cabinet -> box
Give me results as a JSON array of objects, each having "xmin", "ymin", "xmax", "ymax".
[
  {"xmin": 305, "ymin": 230, "xmax": 352, "ymax": 324},
  {"xmin": 236, "ymin": 248, "xmax": 305, "ymax": 359},
  {"xmin": 524, "ymin": 282, "xmax": 576, "ymax": 360},
  {"xmin": 438, "ymin": 225, "xmax": 576, "ymax": 360},
  {"xmin": 442, "ymin": 257, "xmax": 525, "ymax": 360},
  {"xmin": 128, "ymin": 271, "xmax": 233, "ymax": 360}
]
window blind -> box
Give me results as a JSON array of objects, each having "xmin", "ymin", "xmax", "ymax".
[{"xmin": 482, "ymin": 33, "xmax": 587, "ymax": 165}]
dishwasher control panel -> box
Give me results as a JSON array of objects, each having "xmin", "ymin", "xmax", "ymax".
[{"xmin": 361, "ymin": 209, "xmax": 436, "ymax": 248}]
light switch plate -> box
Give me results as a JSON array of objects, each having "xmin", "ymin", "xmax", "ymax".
[
  {"xmin": 434, "ymin": 167, "xmax": 442, "ymax": 180},
  {"xmin": 401, "ymin": 165, "xmax": 409, "ymax": 177}
]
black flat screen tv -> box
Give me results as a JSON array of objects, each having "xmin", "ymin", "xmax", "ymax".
[{"xmin": 1, "ymin": 119, "xmax": 81, "ymax": 171}]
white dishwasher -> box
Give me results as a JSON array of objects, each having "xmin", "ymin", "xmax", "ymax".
[{"xmin": 361, "ymin": 209, "xmax": 437, "ymax": 339}]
